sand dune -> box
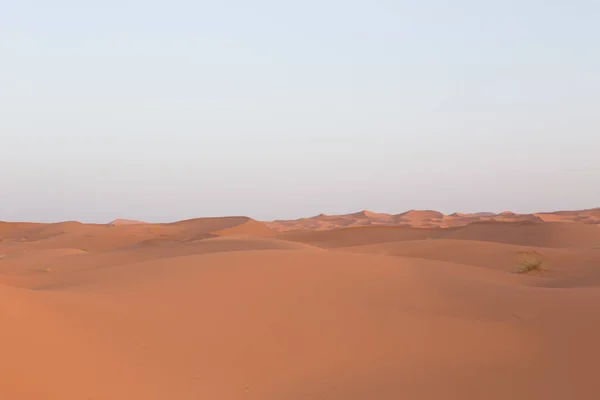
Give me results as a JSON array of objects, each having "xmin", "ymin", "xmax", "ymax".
[
  {"xmin": 0, "ymin": 216, "xmax": 275, "ymax": 253},
  {"xmin": 278, "ymin": 225, "xmax": 445, "ymax": 248},
  {"xmin": 394, "ymin": 209, "xmax": 444, "ymax": 221},
  {"xmin": 2, "ymin": 211, "xmax": 600, "ymax": 399},
  {"xmin": 349, "ymin": 210, "xmax": 391, "ymax": 219},
  {"xmin": 340, "ymin": 239, "xmax": 600, "ymax": 286},
  {"xmin": 279, "ymin": 220, "xmax": 600, "ymax": 249},
  {"xmin": 443, "ymin": 221, "xmax": 600, "ymax": 248},
  {"xmin": 109, "ymin": 218, "xmax": 148, "ymax": 226},
  {"xmin": 267, "ymin": 207, "xmax": 600, "ymax": 231}
]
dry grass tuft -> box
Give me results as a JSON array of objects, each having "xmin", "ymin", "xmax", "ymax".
[{"xmin": 517, "ymin": 251, "xmax": 545, "ymax": 273}]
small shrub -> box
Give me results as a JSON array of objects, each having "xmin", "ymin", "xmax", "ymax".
[{"xmin": 517, "ymin": 251, "xmax": 545, "ymax": 273}]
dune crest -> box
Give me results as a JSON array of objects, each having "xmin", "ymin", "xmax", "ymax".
[{"xmin": 109, "ymin": 219, "xmax": 147, "ymax": 226}]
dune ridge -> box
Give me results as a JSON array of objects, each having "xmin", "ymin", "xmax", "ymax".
[{"xmin": 266, "ymin": 207, "xmax": 600, "ymax": 231}]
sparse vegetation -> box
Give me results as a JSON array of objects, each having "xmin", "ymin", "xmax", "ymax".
[{"xmin": 517, "ymin": 251, "xmax": 545, "ymax": 273}]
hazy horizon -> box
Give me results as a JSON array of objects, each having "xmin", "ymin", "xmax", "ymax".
[{"xmin": 2, "ymin": 1, "xmax": 599, "ymax": 223}]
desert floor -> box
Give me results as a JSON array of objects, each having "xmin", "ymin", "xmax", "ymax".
[{"xmin": 2, "ymin": 211, "xmax": 600, "ymax": 399}]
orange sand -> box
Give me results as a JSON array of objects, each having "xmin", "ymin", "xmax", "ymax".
[{"xmin": 1, "ymin": 210, "xmax": 600, "ymax": 399}]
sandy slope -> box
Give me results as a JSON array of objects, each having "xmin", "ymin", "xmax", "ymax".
[
  {"xmin": 277, "ymin": 226, "xmax": 444, "ymax": 248},
  {"xmin": 340, "ymin": 239, "xmax": 600, "ymax": 287},
  {"xmin": 278, "ymin": 221, "xmax": 600, "ymax": 249},
  {"xmin": 1, "ymin": 215, "xmax": 600, "ymax": 399}
]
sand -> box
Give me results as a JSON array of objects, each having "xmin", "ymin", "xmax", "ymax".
[
  {"xmin": 267, "ymin": 208, "xmax": 600, "ymax": 231},
  {"xmin": 1, "ymin": 211, "xmax": 600, "ymax": 399}
]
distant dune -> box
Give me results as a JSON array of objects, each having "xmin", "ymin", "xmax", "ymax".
[
  {"xmin": 395, "ymin": 209, "xmax": 445, "ymax": 220},
  {"xmin": 108, "ymin": 218, "xmax": 148, "ymax": 226},
  {"xmin": 1, "ymin": 208, "xmax": 600, "ymax": 399},
  {"xmin": 266, "ymin": 208, "xmax": 600, "ymax": 231}
]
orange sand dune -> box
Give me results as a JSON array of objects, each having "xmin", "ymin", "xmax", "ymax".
[
  {"xmin": 1, "ymin": 212, "xmax": 600, "ymax": 399},
  {"xmin": 349, "ymin": 210, "xmax": 391, "ymax": 219},
  {"xmin": 267, "ymin": 207, "xmax": 600, "ymax": 231},
  {"xmin": 278, "ymin": 225, "xmax": 445, "ymax": 248},
  {"xmin": 394, "ymin": 209, "xmax": 444, "ymax": 220},
  {"xmin": 535, "ymin": 208, "xmax": 600, "ymax": 223},
  {"xmin": 444, "ymin": 220, "xmax": 600, "ymax": 248},
  {"xmin": 340, "ymin": 238, "xmax": 600, "ymax": 287},
  {"xmin": 278, "ymin": 220, "xmax": 600, "ymax": 249},
  {"xmin": 109, "ymin": 218, "xmax": 148, "ymax": 226},
  {"xmin": 0, "ymin": 216, "xmax": 275, "ymax": 253}
]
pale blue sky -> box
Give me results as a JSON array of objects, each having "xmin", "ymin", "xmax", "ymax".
[{"xmin": 1, "ymin": 1, "xmax": 599, "ymax": 222}]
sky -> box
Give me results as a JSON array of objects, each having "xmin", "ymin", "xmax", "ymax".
[{"xmin": 1, "ymin": 0, "xmax": 599, "ymax": 222}]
